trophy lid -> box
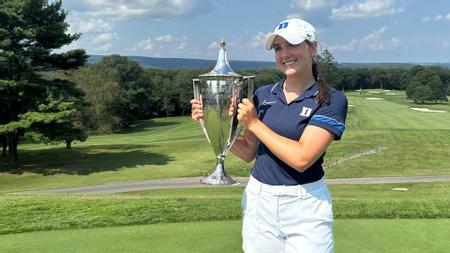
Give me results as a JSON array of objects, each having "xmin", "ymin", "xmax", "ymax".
[{"xmin": 200, "ymin": 37, "xmax": 241, "ymax": 78}]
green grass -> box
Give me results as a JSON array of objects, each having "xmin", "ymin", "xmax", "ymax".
[
  {"xmin": 1, "ymin": 182, "xmax": 449, "ymax": 234},
  {"xmin": 358, "ymin": 89, "xmax": 450, "ymax": 112},
  {"xmin": 0, "ymin": 219, "xmax": 449, "ymax": 253},
  {"xmin": 0, "ymin": 93, "xmax": 449, "ymax": 252},
  {"xmin": 1, "ymin": 91, "xmax": 450, "ymax": 191},
  {"xmin": 324, "ymin": 90, "xmax": 450, "ymax": 178},
  {"xmin": 0, "ymin": 117, "xmax": 252, "ymax": 192}
]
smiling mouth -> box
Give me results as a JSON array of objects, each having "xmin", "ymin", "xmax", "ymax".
[{"xmin": 283, "ymin": 60, "xmax": 297, "ymax": 66}]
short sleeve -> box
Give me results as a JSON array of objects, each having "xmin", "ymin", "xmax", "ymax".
[{"xmin": 308, "ymin": 90, "xmax": 348, "ymax": 140}]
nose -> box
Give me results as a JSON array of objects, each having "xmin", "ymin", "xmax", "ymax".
[{"xmin": 278, "ymin": 45, "xmax": 291, "ymax": 59}]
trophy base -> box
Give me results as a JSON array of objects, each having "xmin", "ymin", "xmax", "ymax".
[{"xmin": 200, "ymin": 161, "xmax": 239, "ymax": 185}]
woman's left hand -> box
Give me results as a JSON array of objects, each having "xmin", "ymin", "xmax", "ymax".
[{"xmin": 237, "ymin": 98, "xmax": 258, "ymax": 130}]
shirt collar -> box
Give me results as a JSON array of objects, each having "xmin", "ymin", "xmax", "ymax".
[
  {"xmin": 271, "ymin": 78, "xmax": 319, "ymax": 101},
  {"xmin": 270, "ymin": 78, "xmax": 284, "ymax": 95}
]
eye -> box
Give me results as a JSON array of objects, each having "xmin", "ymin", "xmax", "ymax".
[
  {"xmin": 273, "ymin": 45, "xmax": 281, "ymax": 52},
  {"xmin": 288, "ymin": 42, "xmax": 301, "ymax": 48}
]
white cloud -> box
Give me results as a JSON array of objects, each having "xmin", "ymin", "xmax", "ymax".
[
  {"xmin": 330, "ymin": 0, "xmax": 403, "ymax": 19},
  {"xmin": 177, "ymin": 37, "xmax": 188, "ymax": 50},
  {"xmin": 287, "ymin": 0, "xmax": 336, "ymax": 27},
  {"xmin": 155, "ymin": 35, "xmax": 174, "ymax": 42},
  {"xmin": 95, "ymin": 43, "xmax": 112, "ymax": 51},
  {"xmin": 360, "ymin": 26, "xmax": 389, "ymax": 50},
  {"xmin": 443, "ymin": 41, "xmax": 450, "ymax": 49},
  {"xmin": 92, "ymin": 33, "xmax": 119, "ymax": 44},
  {"xmin": 328, "ymin": 39, "xmax": 358, "ymax": 51},
  {"xmin": 250, "ymin": 32, "xmax": 272, "ymax": 48},
  {"xmin": 78, "ymin": 0, "xmax": 213, "ymax": 20},
  {"xmin": 289, "ymin": 0, "xmax": 334, "ymax": 11},
  {"xmin": 133, "ymin": 35, "xmax": 189, "ymax": 55},
  {"xmin": 422, "ymin": 12, "xmax": 450, "ymax": 23},
  {"xmin": 421, "ymin": 16, "xmax": 431, "ymax": 23},
  {"xmin": 68, "ymin": 17, "xmax": 113, "ymax": 34},
  {"xmin": 178, "ymin": 41, "xmax": 187, "ymax": 50},
  {"xmin": 208, "ymin": 42, "xmax": 218, "ymax": 49},
  {"xmin": 328, "ymin": 26, "xmax": 401, "ymax": 52},
  {"xmin": 137, "ymin": 38, "xmax": 154, "ymax": 51},
  {"xmin": 435, "ymin": 15, "xmax": 444, "ymax": 21}
]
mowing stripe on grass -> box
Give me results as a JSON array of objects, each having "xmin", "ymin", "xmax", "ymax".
[{"xmin": 0, "ymin": 219, "xmax": 449, "ymax": 253}]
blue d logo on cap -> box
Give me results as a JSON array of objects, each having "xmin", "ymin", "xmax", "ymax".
[{"xmin": 277, "ymin": 22, "xmax": 288, "ymax": 30}]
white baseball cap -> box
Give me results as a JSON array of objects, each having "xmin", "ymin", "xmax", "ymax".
[{"xmin": 265, "ymin": 18, "xmax": 317, "ymax": 50}]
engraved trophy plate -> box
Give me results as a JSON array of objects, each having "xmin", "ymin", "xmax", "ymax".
[{"xmin": 193, "ymin": 38, "xmax": 254, "ymax": 185}]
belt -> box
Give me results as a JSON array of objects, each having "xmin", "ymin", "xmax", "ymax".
[{"xmin": 247, "ymin": 175, "xmax": 326, "ymax": 197}]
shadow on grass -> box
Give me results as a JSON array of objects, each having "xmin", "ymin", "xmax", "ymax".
[
  {"xmin": 117, "ymin": 119, "xmax": 180, "ymax": 134},
  {"xmin": 0, "ymin": 144, "xmax": 173, "ymax": 176}
]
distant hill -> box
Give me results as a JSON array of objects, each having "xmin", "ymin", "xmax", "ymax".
[
  {"xmin": 337, "ymin": 63, "xmax": 415, "ymax": 69},
  {"xmin": 88, "ymin": 55, "xmax": 450, "ymax": 70},
  {"xmin": 88, "ymin": 55, "xmax": 276, "ymax": 70},
  {"xmin": 338, "ymin": 62, "xmax": 450, "ymax": 69}
]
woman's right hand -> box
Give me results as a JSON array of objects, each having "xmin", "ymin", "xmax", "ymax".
[{"xmin": 190, "ymin": 97, "xmax": 203, "ymax": 122}]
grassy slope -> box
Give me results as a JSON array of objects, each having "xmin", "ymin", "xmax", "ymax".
[
  {"xmin": 1, "ymin": 91, "xmax": 449, "ymax": 251},
  {"xmin": 325, "ymin": 90, "xmax": 450, "ymax": 177},
  {"xmin": 0, "ymin": 90, "xmax": 449, "ymax": 192},
  {"xmin": 0, "ymin": 219, "xmax": 449, "ymax": 253},
  {"xmin": 1, "ymin": 183, "xmax": 449, "ymax": 234}
]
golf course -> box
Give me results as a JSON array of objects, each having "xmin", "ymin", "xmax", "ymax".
[{"xmin": 1, "ymin": 90, "xmax": 449, "ymax": 252}]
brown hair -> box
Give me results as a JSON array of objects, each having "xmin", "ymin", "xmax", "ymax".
[
  {"xmin": 312, "ymin": 62, "xmax": 331, "ymax": 105},
  {"xmin": 306, "ymin": 40, "xmax": 331, "ymax": 105}
]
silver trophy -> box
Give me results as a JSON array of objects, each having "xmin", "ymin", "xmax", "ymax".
[{"xmin": 193, "ymin": 38, "xmax": 254, "ymax": 185}]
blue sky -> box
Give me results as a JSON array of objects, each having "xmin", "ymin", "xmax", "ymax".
[{"xmin": 59, "ymin": 0, "xmax": 450, "ymax": 63}]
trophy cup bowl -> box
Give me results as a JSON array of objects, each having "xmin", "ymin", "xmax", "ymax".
[{"xmin": 193, "ymin": 38, "xmax": 254, "ymax": 185}]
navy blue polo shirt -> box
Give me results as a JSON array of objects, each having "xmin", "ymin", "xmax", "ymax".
[{"xmin": 251, "ymin": 79, "xmax": 348, "ymax": 185}]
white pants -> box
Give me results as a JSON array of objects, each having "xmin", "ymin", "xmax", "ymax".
[{"xmin": 242, "ymin": 176, "xmax": 334, "ymax": 253}]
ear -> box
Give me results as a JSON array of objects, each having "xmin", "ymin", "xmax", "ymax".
[{"xmin": 310, "ymin": 42, "xmax": 318, "ymax": 57}]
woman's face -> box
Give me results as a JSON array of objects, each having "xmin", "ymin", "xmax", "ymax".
[{"xmin": 273, "ymin": 36, "xmax": 317, "ymax": 77}]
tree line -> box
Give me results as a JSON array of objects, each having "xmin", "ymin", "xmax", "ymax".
[
  {"xmin": 47, "ymin": 56, "xmax": 283, "ymax": 135},
  {"xmin": 1, "ymin": 0, "xmax": 449, "ymax": 166},
  {"xmin": 317, "ymin": 49, "xmax": 450, "ymax": 102}
]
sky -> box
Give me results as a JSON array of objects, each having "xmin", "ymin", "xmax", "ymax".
[{"xmin": 59, "ymin": 0, "xmax": 450, "ymax": 63}]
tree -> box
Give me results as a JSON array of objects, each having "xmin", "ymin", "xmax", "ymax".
[
  {"xmin": 406, "ymin": 80, "xmax": 421, "ymax": 100},
  {"xmin": 91, "ymin": 55, "xmax": 147, "ymax": 124},
  {"xmin": 428, "ymin": 74, "xmax": 448, "ymax": 103},
  {"xmin": 0, "ymin": 0, "xmax": 87, "ymax": 164},
  {"xmin": 411, "ymin": 85, "xmax": 433, "ymax": 104},
  {"xmin": 316, "ymin": 48, "xmax": 341, "ymax": 88},
  {"xmin": 67, "ymin": 67, "xmax": 124, "ymax": 134},
  {"xmin": 371, "ymin": 68, "xmax": 389, "ymax": 91},
  {"xmin": 172, "ymin": 69, "xmax": 199, "ymax": 115},
  {"xmin": 410, "ymin": 69, "xmax": 447, "ymax": 103}
]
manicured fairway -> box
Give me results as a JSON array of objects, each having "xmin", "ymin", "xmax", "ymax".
[
  {"xmin": 324, "ymin": 91, "xmax": 450, "ymax": 178},
  {"xmin": 1, "ymin": 90, "xmax": 449, "ymax": 192},
  {"xmin": 0, "ymin": 219, "xmax": 449, "ymax": 253},
  {"xmin": 347, "ymin": 95, "xmax": 450, "ymax": 130},
  {"xmin": 1, "ymin": 183, "xmax": 448, "ymax": 234},
  {"xmin": 0, "ymin": 90, "xmax": 449, "ymax": 253}
]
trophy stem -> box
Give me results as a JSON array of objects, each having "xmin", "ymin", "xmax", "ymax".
[{"xmin": 200, "ymin": 154, "xmax": 239, "ymax": 185}]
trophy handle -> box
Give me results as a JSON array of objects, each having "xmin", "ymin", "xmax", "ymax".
[
  {"xmin": 192, "ymin": 78, "xmax": 211, "ymax": 143},
  {"xmin": 223, "ymin": 76, "xmax": 255, "ymax": 155},
  {"xmin": 243, "ymin": 76, "xmax": 255, "ymax": 100},
  {"xmin": 237, "ymin": 75, "xmax": 255, "ymax": 134}
]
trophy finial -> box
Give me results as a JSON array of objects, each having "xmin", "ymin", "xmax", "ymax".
[
  {"xmin": 199, "ymin": 37, "xmax": 240, "ymax": 78},
  {"xmin": 220, "ymin": 37, "xmax": 226, "ymax": 48}
]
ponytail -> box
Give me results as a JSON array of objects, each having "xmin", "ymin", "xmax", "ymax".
[
  {"xmin": 305, "ymin": 40, "xmax": 331, "ymax": 105},
  {"xmin": 312, "ymin": 61, "xmax": 331, "ymax": 105}
]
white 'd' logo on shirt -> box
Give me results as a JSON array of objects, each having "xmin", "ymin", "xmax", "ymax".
[{"xmin": 299, "ymin": 107, "xmax": 312, "ymax": 117}]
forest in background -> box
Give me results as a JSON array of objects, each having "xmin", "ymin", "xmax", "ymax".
[{"xmin": 1, "ymin": 0, "xmax": 449, "ymax": 165}]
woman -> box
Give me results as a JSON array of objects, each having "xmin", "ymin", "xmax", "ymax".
[{"xmin": 191, "ymin": 18, "xmax": 347, "ymax": 253}]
